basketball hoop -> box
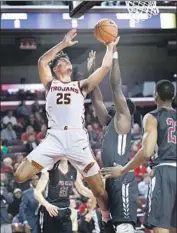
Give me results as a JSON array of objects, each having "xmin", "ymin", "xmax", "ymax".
[{"xmin": 125, "ymin": 1, "xmax": 159, "ymax": 23}]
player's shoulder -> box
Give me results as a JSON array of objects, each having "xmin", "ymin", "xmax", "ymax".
[{"xmin": 143, "ymin": 113, "xmax": 158, "ymax": 127}]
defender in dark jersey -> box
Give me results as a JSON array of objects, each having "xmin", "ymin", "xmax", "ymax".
[
  {"xmin": 88, "ymin": 47, "xmax": 138, "ymax": 233},
  {"xmin": 34, "ymin": 159, "xmax": 94, "ymax": 233},
  {"xmin": 102, "ymin": 80, "xmax": 176, "ymax": 233}
]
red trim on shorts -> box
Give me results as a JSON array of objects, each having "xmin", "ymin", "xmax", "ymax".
[
  {"xmin": 24, "ymin": 157, "xmax": 43, "ymax": 171},
  {"xmin": 83, "ymin": 162, "xmax": 95, "ymax": 174}
]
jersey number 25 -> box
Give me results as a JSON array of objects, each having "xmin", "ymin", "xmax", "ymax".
[
  {"xmin": 56, "ymin": 93, "xmax": 71, "ymax": 105},
  {"xmin": 166, "ymin": 118, "xmax": 176, "ymax": 144}
]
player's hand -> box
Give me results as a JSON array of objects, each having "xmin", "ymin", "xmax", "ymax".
[
  {"xmin": 63, "ymin": 29, "xmax": 78, "ymax": 47},
  {"xmin": 106, "ymin": 36, "xmax": 120, "ymax": 49},
  {"xmin": 24, "ymin": 223, "xmax": 31, "ymax": 233},
  {"xmin": 87, "ymin": 50, "xmax": 96, "ymax": 73},
  {"xmin": 101, "ymin": 165, "xmax": 124, "ymax": 178},
  {"xmin": 45, "ymin": 203, "xmax": 59, "ymax": 217}
]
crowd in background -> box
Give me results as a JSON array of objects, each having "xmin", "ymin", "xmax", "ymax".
[{"xmin": 0, "ymin": 98, "xmax": 151, "ymax": 233}]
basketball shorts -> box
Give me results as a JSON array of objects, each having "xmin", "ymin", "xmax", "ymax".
[
  {"xmin": 27, "ymin": 128, "xmax": 99, "ymax": 177},
  {"xmin": 144, "ymin": 165, "xmax": 177, "ymax": 229},
  {"xmin": 106, "ymin": 172, "xmax": 138, "ymax": 227},
  {"xmin": 39, "ymin": 207, "xmax": 72, "ymax": 233}
]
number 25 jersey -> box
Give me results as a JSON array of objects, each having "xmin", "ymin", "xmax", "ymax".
[
  {"xmin": 150, "ymin": 107, "xmax": 176, "ymax": 165},
  {"xmin": 46, "ymin": 79, "xmax": 85, "ymax": 128}
]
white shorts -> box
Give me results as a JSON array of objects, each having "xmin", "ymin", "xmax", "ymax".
[{"xmin": 27, "ymin": 128, "xmax": 100, "ymax": 177}]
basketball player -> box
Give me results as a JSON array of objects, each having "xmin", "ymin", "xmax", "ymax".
[
  {"xmin": 87, "ymin": 46, "xmax": 138, "ymax": 233},
  {"xmin": 101, "ymin": 80, "xmax": 177, "ymax": 233},
  {"xmin": 35, "ymin": 159, "xmax": 94, "ymax": 233},
  {"xmin": 15, "ymin": 29, "xmax": 118, "ymax": 230}
]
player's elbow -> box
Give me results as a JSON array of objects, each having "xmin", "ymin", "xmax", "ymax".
[
  {"xmin": 38, "ymin": 57, "xmax": 47, "ymax": 66},
  {"xmin": 101, "ymin": 64, "xmax": 111, "ymax": 72},
  {"xmin": 142, "ymin": 148, "xmax": 152, "ymax": 161}
]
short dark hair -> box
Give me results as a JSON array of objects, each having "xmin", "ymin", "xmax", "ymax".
[
  {"xmin": 49, "ymin": 51, "xmax": 70, "ymax": 70},
  {"xmin": 107, "ymin": 98, "xmax": 136, "ymax": 118},
  {"xmin": 156, "ymin": 80, "xmax": 175, "ymax": 101}
]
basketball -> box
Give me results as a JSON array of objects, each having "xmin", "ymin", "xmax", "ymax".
[{"xmin": 94, "ymin": 19, "xmax": 118, "ymax": 43}]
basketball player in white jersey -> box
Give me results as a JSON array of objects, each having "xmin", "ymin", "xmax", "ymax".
[{"xmin": 15, "ymin": 29, "xmax": 118, "ymax": 231}]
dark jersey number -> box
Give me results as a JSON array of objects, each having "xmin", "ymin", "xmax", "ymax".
[
  {"xmin": 166, "ymin": 118, "xmax": 176, "ymax": 144},
  {"xmin": 56, "ymin": 93, "xmax": 71, "ymax": 105}
]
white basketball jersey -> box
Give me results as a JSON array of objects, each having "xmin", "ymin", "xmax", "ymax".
[{"xmin": 46, "ymin": 79, "xmax": 85, "ymax": 128}]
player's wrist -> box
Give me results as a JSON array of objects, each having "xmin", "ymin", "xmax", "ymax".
[{"xmin": 113, "ymin": 51, "xmax": 118, "ymax": 59}]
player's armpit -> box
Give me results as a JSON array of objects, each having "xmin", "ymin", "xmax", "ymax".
[
  {"xmin": 142, "ymin": 113, "xmax": 158, "ymax": 159},
  {"xmin": 91, "ymin": 86, "xmax": 108, "ymax": 126},
  {"xmin": 80, "ymin": 66, "xmax": 110, "ymax": 94}
]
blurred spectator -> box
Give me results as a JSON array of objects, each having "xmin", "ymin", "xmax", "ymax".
[
  {"xmin": 34, "ymin": 112, "xmax": 45, "ymax": 126},
  {"xmin": 130, "ymin": 140, "xmax": 142, "ymax": 159},
  {"xmin": 36, "ymin": 124, "xmax": 47, "ymax": 142},
  {"xmin": 21, "ymin": 125, "xmax": 36, "ymax": 143},
  {"xmin": 26, "ymin": 134, "xmax": 38, "ymax": 154},
  {"xmin": 16, "ymin": 101, "xmax": 31, "ymax": 117},
  {"xmin": 19, "ymin": 175, "xmax": 39, "ymax": 233},
  {"xmin": 26, "ymin": 114, "xmax": 41, "ymax": 132},
  {"xmin": 31, "ymin": 99, "xmax": 41, "ymax": 113},
  {"xmin": 134, "ymin": 164, "xmax": 148, "ymax": 180},
  {"xmin": 8, "ymin": 188, "xmax": 22, "ymax": 217},
  {"xmin": 87, "ymin": 125, "xmax": 100, "ymax": 149},
  {"xmin": 0, "ymin": 173, "xmax": 9, "ymax": 189},
  {"xmin": 131, "ymin": 123, "xmax": 142, "ymax": 140},
  {"xmin": 0, "ymin": 185, "xmax": 13, "ymax": 233},
  {"xmin": 92, "ymin": 122, "xmax": 102, "ymax": 137},
  {"xmin": 138, "ymin": 175, "xmax": 150, "ymax": 197},
  {"xmin": 1, "ymin": 140, "xmax": 9, "ymax": 155},
  {"xmin": 1, "ymin": 123, "xmax": 17, "ymax": 141},
  {"xmin": 79, "ymin": 199, "xmax": 101, "ymax": 233},
  {"xmin": 2, "ymin": 110, "xmax": 17, "ymax": 126},
  {"xmin": 1, "ymin": 158, "xmax": 14, "ymax": 177}
]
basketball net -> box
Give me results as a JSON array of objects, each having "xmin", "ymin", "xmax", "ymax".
[{"xmin": 125, "ymin": 1, "xmax": 159, "ymax": 24}]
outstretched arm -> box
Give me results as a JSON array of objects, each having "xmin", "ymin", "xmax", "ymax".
[
  {"xmin": 75, "ymin": 172, "xmax": 97, "ymax": 211},
  {"xmin": 110, "ymin": 45, "xmax": 131, "ymax": 134},
  {"xmin": 34, "ymin": 169, "xmax": 59, "ymax": 217},
  {"xmin": 101, "ymin": 113, "xmax": 157, "ymax": 178},
  {"xmin": 75, "ymin": 172, "xmax": 94, "ymax": 199},
  {"xmin": 80, "ymin": 38, "xmax": 119, "ymax": 95},
  {"xmin": 38, "ymin": 29, "xmax": 78, "ymax": 88},
  {"xmin": 87, "ymin": 51, "xmax": 108, "ymax": 126}
]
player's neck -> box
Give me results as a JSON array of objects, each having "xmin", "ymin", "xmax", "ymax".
[
  {"xmin": 59, "ymin": 160, "xmax": 68, "ymax": 173},
  {"xmin": 58, "ymin": 72, "xmax": 71, "ymax": 83},
  {"xmin": 157, "ymin": 101, "xmax": 172, "ymax": 109}
]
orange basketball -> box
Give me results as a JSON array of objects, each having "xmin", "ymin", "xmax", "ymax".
[{"xmin": 94, "ymin": 19, "xmax": 118, "ymax": 43}]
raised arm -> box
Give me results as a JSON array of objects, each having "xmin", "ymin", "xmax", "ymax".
[
  {"xmin": 101, "ymin": 113, "xmax": 157, "ymax": 178},
  {"xmin": 110, "ymin": 44, "xmax": 131, "ymax": 134},
  {"xmin": 87, "ymin": 51, "xmax": 108, "ymax": 126},
  {"xmin": 80, "ymin": 40, "xmax": 119, "ymax": 95},
  {"xmin": 34, "ymin": 170, "xmax": 59, "ymax": 217},
  {"xmin": 38, "ymin": 29, "xmax": 78, "ymax": 88}
]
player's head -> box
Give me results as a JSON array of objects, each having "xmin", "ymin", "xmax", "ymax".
[
  {"xmin": 107, "ymin": 98, "xmax": 136, "ymax": 119},
  {"xmin": 154, "ymin": 80, "xmax": 175, "ymax": 104},
  {"xmin": 49, "ymin": 51, "xmax": 72, "ymax": 79}
]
